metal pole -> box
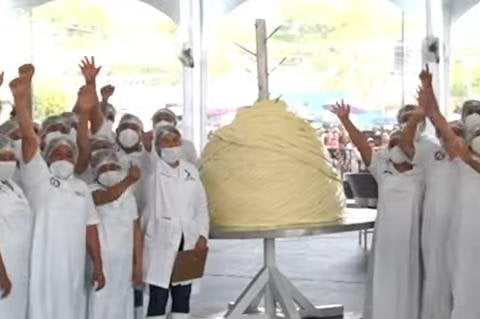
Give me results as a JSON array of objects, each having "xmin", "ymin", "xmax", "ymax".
[
  {"xmin": 255, "ymin": 19, "xmax": 269, "ymax": 101},
  {"xmin": 264, "ymin": 238, "xmax": 276, "ymax": 319},
  {"xmin": 426, "ymin": 0, "xmax": 433, "ymax": 36}
]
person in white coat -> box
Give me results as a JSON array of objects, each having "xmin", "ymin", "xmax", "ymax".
[
  {"xmin": 142, "ymin": 125, "xmax": 209, "ymax": 319},
  {"xmin": 419, "ymin": 121, "xmax": 463, "ymax": 319},
  {"xmin": 331, "ymin": 100, "xmax": 424, "ymax": 319},
  {"xmin": 10, "ymin": 75, "xmax": 106, "ymax": 319},
  {"xmin": 149, "ymin": 108, "xmax": 198, "ymax": 166},
  {"xmin": 88, "ymin": 148, "xmax": 143, "ymax": 319},
  {"xmin": 417, "ymin": 67, "xmax": 480, "ymax": 319},
  {"xmin": 0, "ymin": 134, "xmax": 33, "ymax": 319}
]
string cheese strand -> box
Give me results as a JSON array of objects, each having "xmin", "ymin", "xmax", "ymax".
[{"xmin": 200, "ymin": 99, "xmax": 345, "ymax": 230}]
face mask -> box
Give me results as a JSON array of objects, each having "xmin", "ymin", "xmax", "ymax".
[
  {"xmin": 98, "ymin": 170, "xmax": 125, "ymax": 187},
  {"xmin": 154, "ymin": 121, "xmax": 174, "ymax": 132},
  {"xmin": 389, "ymin": 146, "xmax": 410, "ymax": 164},
  {"xmin": 68, "ymin": 128, "xmax": 77, "ymax": 142},
  {"xmin": 465, "ymin": 113, "xmax": 480, "ymax": 132},
  {"xmin": 160, "ymin": 146, "xmax": 182, "ymax": 164},
  {"xmin": 105, "ymin": 120, "xmax": 114, "ymax": 132},
  {"xmin": 50, "ymin": 160, "xmax": 74, "ymax": 179},
  {"xmin": 0, "ymin": 161, "xmax": 16, "ymax": 180},
  {"xmin": 45, "ymin": 131, "xmax": 64, "ymax": 146},
  {"xmin": 471, "ymin": 136, "xmax": 480, "ymax": 155},
  {"xmin": 118, "ymin": 129, "xmax": 140, "ymax": 148},
  {"xmin": 12, "ymin": 140, "xmax": 22, "ymax": 160}
]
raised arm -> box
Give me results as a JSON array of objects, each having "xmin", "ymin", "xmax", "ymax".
[
  {"xmin": 74, "ymin": 85, "xmax": 98, "ymax": 174},
  {"xmin": 18, "ymin": 64, "xmax": 35, "ymax": 118},
  {"xmin": 91, "ymin": 166, "xmax": 141, "ymax": 206},
  {"xmin": 9, "ymin": 75, "xmax": 38, "ymax": 163},
  {"xmin": 78, "ymin": 57, "xmax": 104, "ymax": 134},
  {"xmin": 331, "ymin": 101, "xmax": 372, "ymax": 166},
  {"xmin": 400, "ymin": 105, "xmax": 425, "ymax": 159}
]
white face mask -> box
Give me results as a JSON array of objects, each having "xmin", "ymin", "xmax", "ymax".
[
  {"xmin": 98, "ymin": 170, "xmax": 125, "ymax": 187},
  {"xmin": 154, "ymin": 121, "xmax": 174, "ymax": 132},
  {"xmin": 389, "ymin": 146, "xmax": 410, "ymax": 164},
  {"xmin": 0, "ymin": 161, "xmax": 17, "ymax": 180},
  {"xmin": 45, "ymin": 131, "xmax": 65, "ymax": 146},
  {"xmin": 50, "ymin": 160, "xmax": 74, "ymax": 179},
  {"xmin": 465, "ymin": 113, "xmax": 480, "ymax": 132},
  {"xmin": 471, "ymin": 136, "xmax": 480, "ymax": 155},
  {"xmin": 160, "ymin": 146, "xmax": 182, "ymax": 164},
  {"xmin": 118, "ymin": 129, "xmax": 140, "ymax": 148},
  {"xmin": 12, "ymin": 140, "xmax": 22, "ymax": 160},
  {"xmin": 68, "ymin": 128, "xmax": 77, "ymax": 142},
  {"xmin": 105, "ymin": 120, "xmax": 114, "ymax": 132}
]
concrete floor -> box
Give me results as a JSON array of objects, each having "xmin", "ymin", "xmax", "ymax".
[{"xmin": 190, "ymin": 232, "xmax": 371, "ymax": 319}]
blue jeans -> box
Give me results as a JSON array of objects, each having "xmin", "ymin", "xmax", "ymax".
[{"xmin": 147, "ymin": 284, "xmax": 192, "ymax": 316}]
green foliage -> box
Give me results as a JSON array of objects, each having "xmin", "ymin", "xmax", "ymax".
[{"xmin": 34, "ymin": 82, "xmax": 69, "ymax": 119}]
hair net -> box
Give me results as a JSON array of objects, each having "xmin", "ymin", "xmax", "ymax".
[
  {"xmin": 0, "ymin": 134, "xmax": 13, "ymax": 152},
  {"xmin": 90, "ymin": 135, "xmax": 114, "ymax": 152},
  {"xmin": 152, "ymin": 108, "xmax": 177, "ymax": 125},
  {"xmin": 90, "ymin": 148, "xmax": 120, "ymax": 176},
  {"xmin": 118, "ymin": 113, "xmax": 144, "ymax": 131},
  {"xmin": 397, "ymin": 104, "xmax": 417, "ymax": 124},
  {"xmin": 103, "ymin": 103, "xmax": 117, "ymax": 117},
  {"xmin": 461, "ymin": 100, "xmax": 480, "ymax": 121},
  {"xmin": 44, "ymin": 136, "xmax": 78, "ymax": 163},
  {"xmin": 42, "ymin": 115, "xmax": 69, "ymax": 133},
  {"xmin": 154, "ymin": 125, "xmax": 181, "ymax": 142},
  {"xmin": 61, "ymin": 112, "xmax": 79, "ymax": 129},
  {"xmin": 0, "ymin": 120, "xmax": 20, "ymax": 136}
]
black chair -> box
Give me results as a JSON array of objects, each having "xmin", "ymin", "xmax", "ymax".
[
  {"xmin": 344, "ymin": 173, "xmax": 378, "ymax": 250},
  {"xmin": 344, "ymin": 173, "xmax": 378, "ymax": 208}
]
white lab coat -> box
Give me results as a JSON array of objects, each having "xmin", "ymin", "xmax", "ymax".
[
  {"xmin": 142, "ymin": 159, "xmax": 209, "ymax": 289},
  {"xmin": 450, "ymin": 161, "xmax": 480, "ymax": 319},
  {"xmin": 0, "ymin": 178, "xmax": 33, "ymax": 319},
  {"xmin": 88, "ymin": 185, "xmax": 138, "ymax": 319},
  {"xmin": 419, "ymin": 145, "xmax": 459, "ymax": 319},
  {"xmin": 20, "ymin": 151, "xmax": 100, "ymax": 319},
  {"xmin": 363, "ymin": 150, "xmax": 423, "ymax": 319}
]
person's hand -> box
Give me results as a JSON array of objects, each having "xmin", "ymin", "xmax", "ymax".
[
  {"xmin": 131, "ymin": 264, "xmax": 143, "ymax": 288},
  {"xmin": 194, "ymin": 236, "xmax": 208, "ymax": 252},
  {"xmin": 330, "ymin": 100, "xmax": 350, "ymax": 121},
  {"xmin": 0, "ymin": 72, "xmax": 4, "ymax": 87},
  {"xmin": 0, "ymin": 271, "xmax": 12, "ymax": 298},
  {"xmin": 18, "ymin": 64, "xmax": 35, "ymax": 81},
  {"xmin": 92, "ymin": 268, "xmax": 106, "ymax": 291},
  {"xmin": 100, "ymin": 85, "xmax": 115, "ymax": 101},
  {"xmin": 417, "ymin": 86, "xmax": 437, "ymax": 116},
  {"xmin": 9, "ymin": 76, "xmax": 31, "ymax": 102},
  {"xmin": 419, "ymin": 65, "xmax": 433, "ymax": 89},
  {"xmin": 79, "ymin": 56, "xmax": 101, "ymax": 84},
  {"xmin": 76, "ymin": 84, "xmax": 99, "ymax": 114},
  {"xmin": 127, "ymin": 165, "xmax": 141, "ymax": 184}
]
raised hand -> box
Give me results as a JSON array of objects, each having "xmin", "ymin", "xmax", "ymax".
[
  {"xmin": 9, "ymin": 76, "xmax": 31, "ymax": 102},
  {"xmin": 330, "ymin": 100, "xmax": 351, "ymax": 121},
  {"xmin": 100, "ymin": 84, "xmax": 115, "ymax": 101},
  {"xmin": 76, "ymin": 84, "xmax": 99, "ymax": 114},
  {"xmin": 79, "ymin": 56, "xmax": 101, "ymax": 84},
  {"xmin": 18, "ymin": 64, "xmax": 35, "ymax": 81},
  {"xmin": 417, "ymin": 85, "xmax": 437, "ymax": 116},
  {"xmin": 419, "ymin": 65, "xmax": 433, "ymax": 89}
]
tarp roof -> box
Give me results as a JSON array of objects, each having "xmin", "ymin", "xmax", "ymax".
[{"xmin": 8, "ymin": 0, "xmax": 480, "ymax": 23}]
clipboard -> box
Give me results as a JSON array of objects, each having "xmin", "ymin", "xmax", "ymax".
[{"xmin": 171, "ymin": 248, "xmax": 208, "ymax": 282}]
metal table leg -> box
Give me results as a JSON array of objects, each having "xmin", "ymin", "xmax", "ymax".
[{"xmin": 225, "ymin": 238, "xmax": 344, "ymax": 319}]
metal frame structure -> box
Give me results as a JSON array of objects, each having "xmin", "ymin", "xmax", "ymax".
[{"xmin": 211, "ymin": 208, "xmax": 377, "ymax": 319}]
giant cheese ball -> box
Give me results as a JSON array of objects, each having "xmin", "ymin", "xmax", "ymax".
[{"xmin": 200, "ymin": 99, "xmax": 345, "ymax": 230}]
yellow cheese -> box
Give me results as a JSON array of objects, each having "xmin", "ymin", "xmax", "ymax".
[{"xmin": 200, "ymin": 99, "xmax": 345, "ymax": 230}]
